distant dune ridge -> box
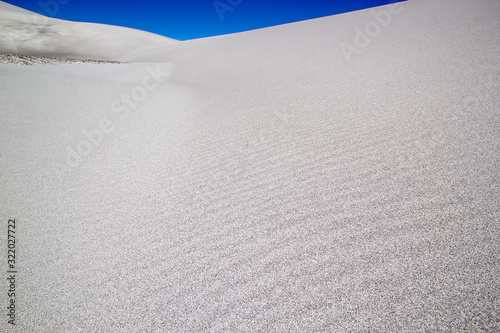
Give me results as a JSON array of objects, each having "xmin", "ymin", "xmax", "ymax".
[
  {"xmin": 0, "ymin": 0, "xmax": 177, "ymax": 61},
  {"xmin": 1, "ymin": 0, "xmax": 499, "ymax": 332}
]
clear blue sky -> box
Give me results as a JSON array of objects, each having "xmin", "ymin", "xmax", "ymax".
[{"xmin": 4, "ymin": 0, "xmax": 405, "ymax": 40}]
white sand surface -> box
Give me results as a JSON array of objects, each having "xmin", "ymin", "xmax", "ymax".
[{"xmin": 0, "ymin": 0, "xmax": 499, "ymax": 331}]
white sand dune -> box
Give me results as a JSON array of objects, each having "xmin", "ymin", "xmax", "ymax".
[
  {"xmin": 0, "ymin": 1, "xmax": 177, "ymax": 61},
  {"xmin": 0, "ymin": 0, "xmax": 499, "ymax": 331}
]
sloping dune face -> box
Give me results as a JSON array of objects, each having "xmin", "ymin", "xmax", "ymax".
[
  {"xmin": 0, "ymin": 1, "xmax": 177, "ymax": 61},
  {"xmin": 0, "ymin": 0, "xmax": 499, "ymax": 332}
]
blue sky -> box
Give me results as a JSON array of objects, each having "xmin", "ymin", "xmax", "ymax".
[{"xmin": 5, "ymin": 0, "xmax": 405, "ymax": 40}]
